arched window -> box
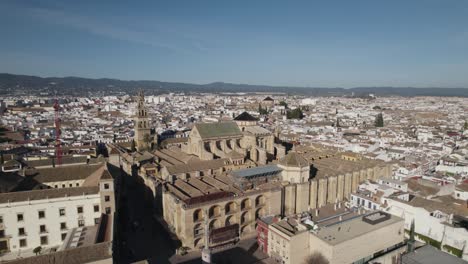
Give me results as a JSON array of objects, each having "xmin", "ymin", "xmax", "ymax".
[
  {"xmin": 225, "ymin": 202, "xmax": 238, "ymax": 214},
  {"xmin": 255, "ymin": 195, "xmax": 265, "ymax": 207},
  {"xmin": 241, "ymin": 198, "xmax": 251, "ymax": 210},
  {"xmin": 241, "ymin": 211, "xmax": 250, "ymax": 225},
  {"xmin": 209, "ymin": 205, "xmax": 221, "ymax": 218},
  {"xmin": 193, "ymin": 209, "xmax": 203, "ymax": 222},
  {"xmin": 255, "ymin": 208, "xmax": 265, "ymax": 219}
]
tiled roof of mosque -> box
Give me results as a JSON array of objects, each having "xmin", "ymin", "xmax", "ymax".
[{"xmin": 194, "ymin": 122, "xmax": 242, "ymax": 139}]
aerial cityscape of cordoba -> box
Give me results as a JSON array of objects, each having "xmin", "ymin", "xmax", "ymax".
[{"xmin": 1, "ymin": 1, "xmax": 468, "ymax": 264}]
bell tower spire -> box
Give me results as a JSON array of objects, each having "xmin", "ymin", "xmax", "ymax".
[{"xmin": 134, "ymin": 90, "xmax": 151, "ymax": 151}]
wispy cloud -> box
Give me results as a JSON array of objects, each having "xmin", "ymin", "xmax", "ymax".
[{"xmin": 26, "ymin": 7, "xmax": 207, "ymax": 54}]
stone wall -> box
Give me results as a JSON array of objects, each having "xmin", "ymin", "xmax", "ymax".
[
  {"xmin": 163, "ymin": 187, "xmax": 282, "ymax": 248},
  {"xmin": 282, "ymin": 164, "xmax": 392, "ymax": 215}
]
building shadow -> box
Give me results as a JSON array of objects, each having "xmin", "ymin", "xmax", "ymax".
[{"xmin": 177, "ymin": 247, "xmax": 263, "ymax": 264}]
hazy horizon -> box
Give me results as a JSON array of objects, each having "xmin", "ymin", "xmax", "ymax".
[{"xmin": 3, "ymin": 72, "xmax": 468, "ymax": 90}]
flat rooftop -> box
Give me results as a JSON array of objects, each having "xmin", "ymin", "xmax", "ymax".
[
  {"xmin": 271, "ymin": 218, "xmax": 307, "ymax": 237},
  {"xmin": 396, "ymin": 195, "xmax": 468, "ymax": 216},
  {"xmin": 402, "ymin": 245, "xmax": 467, "ymax": 264},
  {"xmin": 0, "ymin": 186, "xmax": 100, "ymax": 204},
  {"xmin": 379, "ymin": 177, "xmax": 407, "ymax": 186},
  {"xmin": 313, "ymin": 211, "xmax": 403, "ymax": 246}
]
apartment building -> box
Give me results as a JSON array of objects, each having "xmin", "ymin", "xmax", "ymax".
[{"xmin": 0, "ymin": 163, "xmax": 115, "ymax": 254}]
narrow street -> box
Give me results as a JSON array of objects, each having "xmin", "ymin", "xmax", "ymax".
[
  {"xmin": 117, "ymin": 171, "xmax": 176, "ymax": 264},
  {"xmin": 169, "ymin": 237, "xmax": 270, "ymax": 264},
  {"xmin": 115, "ymin": 170, "xmax": 269, "ymax": 264}
]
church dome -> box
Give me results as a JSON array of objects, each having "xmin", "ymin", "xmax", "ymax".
[{"xmin": 279, "ymin": 151, "xmax": 309, "ymax": 168}]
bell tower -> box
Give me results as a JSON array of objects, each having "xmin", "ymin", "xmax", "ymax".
[{"xmin": 134, "ymin": 90, "xmax": 151, "ymax": 151}]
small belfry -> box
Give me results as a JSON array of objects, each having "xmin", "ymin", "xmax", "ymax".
[{"xmin": 134, "ymin": 90, "xmax": 152, "ymax": 152}]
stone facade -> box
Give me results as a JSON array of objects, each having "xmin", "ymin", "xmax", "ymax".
[
  {"xmin": 134, "ymin": 91, "xmax": 151, "ymax": 152},
  {"xmin": 181, "ymin": 117, "xmax": 283, "ymax": 165},
  {"xmin": 162, "ymin": 186, "xmax": 282, "ymax": 248}
]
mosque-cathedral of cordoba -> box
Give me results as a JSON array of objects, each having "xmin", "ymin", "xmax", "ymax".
[{"xmin": 110, "ymin": 92, "xmax": 392, "ymax": 249}]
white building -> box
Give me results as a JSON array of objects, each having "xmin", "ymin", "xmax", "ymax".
[
  {"xmin": 383, "ymin": 196, "xmax": 468, "ymax": 260},
  {"xmin": 0, "ymin": 163, "xmax": 115, "ymax": 255},
  {"xmin": 453, "ymin": 183, "xmax": 468, "ymax": 201},
  {"xmin": 266, "ymin": 212, "xmax": 405, "ymax": 264},
  {"xmin": 378, "ymin": 177, "xmax": 408, "ymax": 192},
  {"xmin": 0, "ymin": 187, "xmax": 102, "ymax": 252},
  {"xmin": 300, "ymin": 98, "xmax": 317, "ymax": 106},
  {"xmin": 309, "ymin": 212, "xmax": 405, "ymax": 264}
]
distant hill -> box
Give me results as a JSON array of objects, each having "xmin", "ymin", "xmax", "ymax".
[{"xmin": 1, "ymin": 73, "xmax": 467, "ymax": 97}]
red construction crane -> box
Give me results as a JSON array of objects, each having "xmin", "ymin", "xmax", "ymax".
[{"xmin": 54, "ymin": 99, "xmax": 62, "ymax": 166}]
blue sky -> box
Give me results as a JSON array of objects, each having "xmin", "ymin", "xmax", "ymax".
[{"xmin": 1, "ymin": 0, "xmax": 468, "ymax": 88}]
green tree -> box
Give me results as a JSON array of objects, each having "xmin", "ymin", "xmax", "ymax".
[
  {"xmin": 374, "ymin": 113, "xmax": 384, "ymax": 127},
  {"xmin": 304, "ymin": 252, "xmax": 329, "ymax": 264},
  {"xmin": 287, "ymin": 108, "xmax": 304, "ymax": 119},
  {"xmin": 33, "ymin": 246, "xmax": 42, "ymax": 255},
  {"xmin": 407, "ymin": 219, "xmax": 416, "ymax": 253},
  {"xmin": 279, "ymin": 101, "xmax": 288, "ymax": 108},
  {"xmin": 464, "ymin": 120, "xmax": 468, "ymax": 131},
  {"xmin": 258, "ymin": 104, "xmax": 268, "ymax": 115}
]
